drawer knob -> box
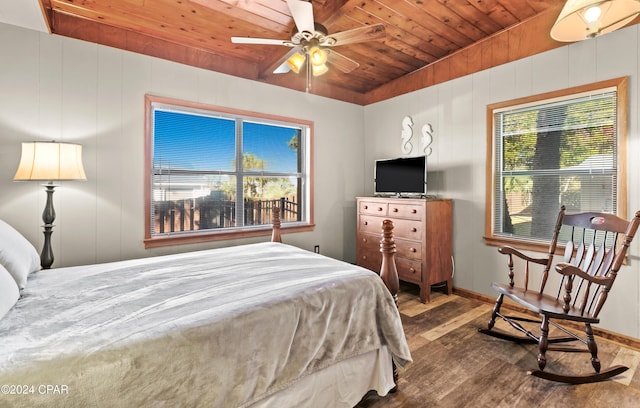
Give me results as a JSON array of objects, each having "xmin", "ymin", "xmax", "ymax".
[
  {"xmin": 411, "ymin": 227, "xmax": 417, "ymax": 232},
  {"xmin": 392, "ymin": 207, "xmax": 398, "ymax": 212},
  {"xmin": 362, "ymin": 238, "xmax": 367, "ymax": 243},
  {"xmin": 364, "ymin": 221, "xmax": 368, "ymax": 226},
  {"xmin": 363, "ymin": 205, "xmax": 368, "ymax": 210},
  {"xmin": 362, "ymin": 255, "xmax": 367, "ymax": 260},
  {"xmin": 409, "ymin": 268, "xmax": 415, "ymax": 273},
  {"xmin": 411, "ymin": 209, "xmax": 417, "ymax": 213},
  {"xmin": 377, "ymin": 207, "xmax": 383, "ymax": 211},
  {"xmin": 410, "ymin": 247, "xmax": 417, "ymax": 253}
]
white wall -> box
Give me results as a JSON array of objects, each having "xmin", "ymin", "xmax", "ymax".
[
  {"xmin": 365, "ymin": 25, "xmax": 640, "ymax": 338},
  {"xmin": 3, "ymin": 19, "xmax": 640, "ymax": 340},
  {"xmin": 0, "ymin": 22, "xmax": 365, "ymax": 267}
]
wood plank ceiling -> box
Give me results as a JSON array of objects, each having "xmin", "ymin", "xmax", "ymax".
[{"xmin": 39, "ymin": 0, "xmax": 574, "ymax": 105}]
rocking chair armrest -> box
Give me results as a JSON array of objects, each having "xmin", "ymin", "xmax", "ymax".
[
  {"xmin": 554, "ymin": 263, "xmax": 614, "ymax": 286},
  {"xmin": 498, "ymin": 246, "xmax": 549, "ymax": 265}
]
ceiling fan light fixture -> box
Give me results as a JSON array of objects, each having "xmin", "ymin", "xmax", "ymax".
[
  {"xmin": 286, "ymin": 51, "xmax": 306, "ymax": 74},
  {"xmin": 551, "ymin": 0, "xmax": 640, "ymax": 42},
  {"xmin": 308, "ymin": 46, "xmax": 327, "ymax": 66},
  {"xmin": 312, "ymin": 63, "xmax": 329, "ymax": 76},
  {"xmin": 234, "ymin": 0, "xmax": 385, "ymax": 86}
]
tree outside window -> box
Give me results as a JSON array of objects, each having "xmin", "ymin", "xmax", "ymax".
[{"xmin": 485, "ymin": 78, "xmax": 627, "ymax": 251}]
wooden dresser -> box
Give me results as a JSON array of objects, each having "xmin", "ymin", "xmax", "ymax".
[{"xmin": 356, "ymin": 197, "xmax": 453, "ymax": 303}]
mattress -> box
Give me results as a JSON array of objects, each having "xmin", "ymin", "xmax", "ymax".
[{"xmin": 0, "ymin": 242, "xmax": 411, "ymax": 407}]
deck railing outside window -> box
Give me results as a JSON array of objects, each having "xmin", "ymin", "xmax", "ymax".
[{"xmin": 154, "ymin": 196, "xmax": 299, "ymax": 235}]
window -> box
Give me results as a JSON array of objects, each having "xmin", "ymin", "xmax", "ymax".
[
  {"xmin": 144, "ymin": 95, "xmax": 314, "ymax": 248},
  {"xmin": 485, "ymin": 77, "xmax": 628, "ymax": 251}
]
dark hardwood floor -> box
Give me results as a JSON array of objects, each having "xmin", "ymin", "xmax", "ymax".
[{"xmin": 356, "ymin": 284, "xmax": 640, "ymax": 407}]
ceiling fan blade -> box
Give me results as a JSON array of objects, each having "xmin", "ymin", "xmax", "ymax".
[
  {"xmin": 273, "ymin": 63, "xmax": 292, "ymax": 74},
  {"xmin": 231, "ymin": 37, "xmax": 289, "ymax": 46},
  {"xmin": 273, "ymin": 47, "xmax": 303, "ymax": 74},
  {"xmin": 287, "ymin": 0, "xmax": 314, "ymax": 34},
  {"xmin": 326, "ymin": 50, "xmax": 359, "ymax": 73},
  {"xmin": 326, "ymin": 24, "xmax": 386, "ymax": 46}
]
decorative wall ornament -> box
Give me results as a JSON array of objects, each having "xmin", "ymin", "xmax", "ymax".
[
  {"xmin": 400, "ymin": 115, "xmax": 434, "ymax": 157},
  {"xmin": 421, "ymin": 123, "xmax": 433, "ymax": 156},
  {"xmin": 401, "ymin": 115, "xmax": 413, "ymax": 154}
]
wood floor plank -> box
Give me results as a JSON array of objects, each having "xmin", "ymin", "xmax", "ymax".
[
  {"xmin": 419, "ymin": 304, "xmax": 491, "ymax": 341},
  {"xmin": 612, "ymin": 347, "xmax": 640, "ymax": 385},
  {"xmin": 400, "ymin": 292, "xmax": 457, "ymax": 317},
  {"xmin": 356, "ymin": 288, "xmax": 640, "ymax": 407}
]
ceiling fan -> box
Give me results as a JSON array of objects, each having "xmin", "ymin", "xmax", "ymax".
[{"xmin": 231, "ymin": 0, "xmax": 386, "ymax": 90}]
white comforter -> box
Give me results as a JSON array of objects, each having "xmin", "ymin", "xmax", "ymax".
[{"xmin": 0, "ymin": 242, "xmax": 411, "ymax": 408}]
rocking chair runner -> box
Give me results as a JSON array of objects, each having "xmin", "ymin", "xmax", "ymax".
[{"xmin": 479, "ymin": 206, "xmax": 640, "ymax": 384}]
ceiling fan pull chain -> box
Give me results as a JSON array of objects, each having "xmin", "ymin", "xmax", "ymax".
[{"xmin": 306, "ymin": 50, "xmax": 311, "ymax": 93}]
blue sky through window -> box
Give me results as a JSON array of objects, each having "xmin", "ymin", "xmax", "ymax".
[
  {"xmin": 243, "ymin": 122, "xmax": 299, "ymax": 173},
  {"xmin": 154, "ymin": 110, "xmax": 299, "ymax": 173}
]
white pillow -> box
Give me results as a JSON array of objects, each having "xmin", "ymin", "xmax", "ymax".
[
  {"xmin": 0, "ymin": 263, "xmax": 20, "ymax": 319},
  {"xmin": 0, "ymin": 219, "xmax": 40, "ymax": 289}
]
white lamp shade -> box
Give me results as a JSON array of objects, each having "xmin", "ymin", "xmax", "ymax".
[
  {"xmin": 14, "ymin": 142, "xmax": 87, "ymax": 181},
  {"xmin": 551, "ymin": 0, "xmax": 640, "ymax": 42}
]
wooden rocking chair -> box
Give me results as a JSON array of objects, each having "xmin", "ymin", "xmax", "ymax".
[{"xmin": 479, "ymin": 206, "xmax": 640, "ymax": 384}]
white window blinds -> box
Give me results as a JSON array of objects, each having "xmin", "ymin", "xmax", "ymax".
[{"xmin": 493, "ymin": 88, "xmax": 617, "ymax": 242}]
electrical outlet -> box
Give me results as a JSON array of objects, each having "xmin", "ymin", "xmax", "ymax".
[{"xmin": 314, "ymin": 245, "xmax": 320, "ymax": 254}]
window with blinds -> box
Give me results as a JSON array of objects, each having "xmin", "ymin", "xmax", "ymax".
[
  {"xmin": 486, "ymin": 78, "xmax": 627, "ymax": 248},
  {"xmin": 143, "ymin": 95, "xmax": 313, "ymax": 247}
]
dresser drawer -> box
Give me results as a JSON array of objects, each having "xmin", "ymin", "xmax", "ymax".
[
  {"xmin": 359, "ymin": 201, "xmax": 388, "ymax": 216},
  {"xmin": 391, "ymin": 218, "xmax": 423, "ymax": 240},
  {"xmin": 359, "ymin": 215, "xmax": 386, "ymax": 235},
  {"xmin": 396, "ymin": 257, "xmax": 422, "ymax": 284},
  {"xmin": 357, "ymin": 232, "xmax": 380, "ymax": 248},
  {"xmin": 388, "ymin": 203, "xmax": 424, "ymax": 220},
  {"xmin": 395, "ymin": 238, "xmax": 422, "ymax": 260},
  {"xmin": 356, "ymin": 243, "xmax": 382, "ymax": 272}
]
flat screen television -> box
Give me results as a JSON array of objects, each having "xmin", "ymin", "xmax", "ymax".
[{"xmin": 374, "ymin": 156, "xmax": 427, "ymax": 197}]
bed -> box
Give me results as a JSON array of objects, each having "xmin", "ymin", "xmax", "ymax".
[{"xmin": 0, "ymin": 211, "xmax": 411, "ymax": 408}]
